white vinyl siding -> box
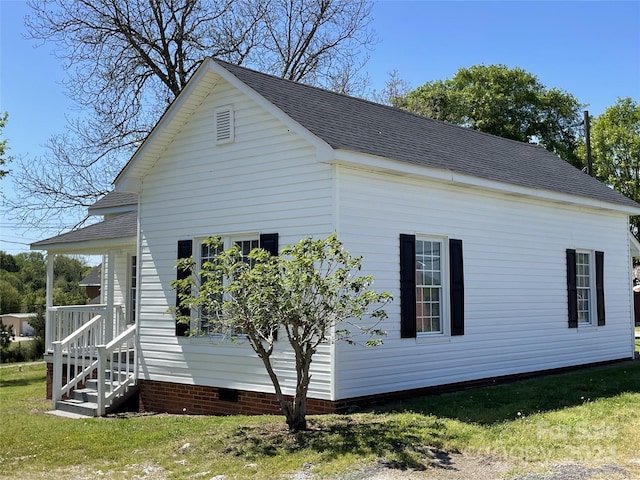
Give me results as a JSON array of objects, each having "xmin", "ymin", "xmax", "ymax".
[
  {"xmin": 135, "ymin": 78, "xmax": 334, "ymax": 399},
  {"xmin": 333, "ymin": 165, "xmax": 634, "ymax": 400}
]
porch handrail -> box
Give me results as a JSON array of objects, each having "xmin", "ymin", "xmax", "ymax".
[
  {"xmin": 51, "ymin": 315, "xmax": 137, "ymax": 416},
  {"xmin": 96, "ymin": 324, "xmax": 137, "ymax": 416},
  {"xmin": 46, "ymin": 304, "xmax": 126, "ymax": 352},
  {"xmin": 51, "ymin": 314, "xmax": 104, "ymax": 408}
]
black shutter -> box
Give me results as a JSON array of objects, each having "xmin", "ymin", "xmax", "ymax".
[
  {"xmin": 595, "ymin": 251, "xmax": 605, "ymax": 326},
  {"xmin": 566, "ymin": 249, "xmax": 578, "ymax": 328},
  {"xmin": 399, "ymin": 234, "xmax": 416, "ymax": 338},
  {"xmin": 449, "ymin": 239, "xmax": 465, "ymax": 336},
  {"xmin": 176, "ymin": 240, "xmax": 193, "ymax": 336},
  {"xmin": 260, "ymin": 233, "xmax": 279, "ymax": 339},
  {"xmin": 260, "ymin": 233, "xmax": 279, "ymax": 256}
]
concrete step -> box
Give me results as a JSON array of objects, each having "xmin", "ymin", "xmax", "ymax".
[
  {"xmin": 55, "ymin": 397, "xmax": 98, "ymax": 417},
  {"xmin": 55, "ymin": 373, "xmax": 139, "ymax": 417}
]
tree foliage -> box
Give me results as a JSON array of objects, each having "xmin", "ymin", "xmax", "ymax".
[
  {"xmin": 0, "ymin": 321, "xmax": 12, "ymax": 350},
  {"xmin": 396, "ymin": 64, "xmax": 584, "ymax": 167},
  {"xmin": 173, "ymin": 234, "xmax": 391, "ymax": 432},
  {"xmin": 0, "ymin": 112, "xmax": 10, "ymax": 179},
  {"xmin": 9, "ymin": 0, "xmax": 375, "ymax": 230},
  {"xmin": 584, "ymin": 98, "xmax": 640, "ymax": 233},
  {"xmin": 0, "ymin": 251, "xmax": 91, "ymax": 314}
]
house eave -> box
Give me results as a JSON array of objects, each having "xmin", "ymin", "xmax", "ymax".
[
  {"xmin": 31, "ymin": 236, "xmax": 136, "ymax": 255},
  {"xmin": 330, "ymin": 150, "xmax": 640, "ymax": 216}
]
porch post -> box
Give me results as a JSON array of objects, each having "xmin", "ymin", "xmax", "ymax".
[
  {"xmin": 105, "ymin": 250, "xmax": 115, "ymax": 343},
  {"xmin": 45, "ymin": 253, "xmax": 55, "ymax": 352}
]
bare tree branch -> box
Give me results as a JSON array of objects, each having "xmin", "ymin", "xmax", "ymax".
[{"xmin": 10, "ymin": 0, "xmax": 375, "ymax": 232}]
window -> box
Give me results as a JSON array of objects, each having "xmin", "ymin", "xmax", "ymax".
[
  {"xmin": 575, "ymin": 251, "xmax": 593, "ymax": 324},
  {"xmin": 566, "ymin": 249, "xmax": 605, "ymax": 328},
  {"xmin": 400, "ymin": 234, "xmax": 464, "ymax": 338},
  {"xmin": 415, "ymin": 239, "xmax": 443, "ymax": 334},
  {"xmin": 197, "ymin": 237, "xmax": 258, "ymax": 335},
  {"xmin": 129, "ymin": 255, "xmax": 137, "ymax": 324},
  {"xmin": 175, "ymin": 234, "xmax": 279, "ymax": 337},
  {"xmin": 198, "ymin": 240, "xmax": 223, "ymax": 335}
]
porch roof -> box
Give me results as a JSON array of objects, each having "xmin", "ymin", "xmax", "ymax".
[
  {"xmin": 88, "ymin": 192, "xmax": 138, "ymax": 216},
  {"xmin": 30, "ymin": 211, "xmax": 137, "ymax": 254}
]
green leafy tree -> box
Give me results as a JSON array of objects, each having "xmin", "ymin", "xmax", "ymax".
[
  {"xmin": 0, "ymin": 321, "xmax": 13, "ymax": 351},
  {"xmin": 0, "ymin": 251, "xmax": 90, "ymax": 313},
  {"xmin": 397, "ymin": 64, "xmax": 584, "ymax": 167},
  {"xmin": 586, "ymin": 98, "xmax": 640, "ymax": 233},
  {"xmin": 0, "ymin": 112, "xmax": 10, "ymax": 179},
  {"xmin": 0, "ymin": 280, "xmax": 21, "ymax": 314},
  {"xmin": 173, "ymin": 234, "xmax": 391, "ymax": 432}
]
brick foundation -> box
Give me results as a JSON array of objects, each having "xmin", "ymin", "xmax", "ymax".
[
  {"xmin": 137, "ymin": 357, "xmax": 632, "ymax": 416},
  {"xmin": 138, "ymin": 379, "xmax": 344, "ymax": 415},
  {"xmin": 48, "ymin": 357, "xmax": 632, "ymax": 416}
]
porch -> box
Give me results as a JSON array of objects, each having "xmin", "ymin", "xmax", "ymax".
[
  {"xmin": 29, "ymin": 192, "xmax": 140, "ymax": 417},
  {"xmin": 45, "ymin": 304, "xmax": 138, "ymax": 417}
]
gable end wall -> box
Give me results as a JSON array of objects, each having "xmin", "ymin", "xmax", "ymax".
[{"xmin": 136, "ymin": 78, "xmax": 335, "ymax": 400}]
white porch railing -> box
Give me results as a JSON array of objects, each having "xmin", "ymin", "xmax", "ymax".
[
  {"xmin": 97, "ymin": 324, "xmax": 137, "ymax": 416},
  {"xmin": 51, "ymin": 312, "xmax": 137, "ymax": 416},
  {"xmin": 46, "ymin": 304, "xmax": 126, "ymax": 352}
]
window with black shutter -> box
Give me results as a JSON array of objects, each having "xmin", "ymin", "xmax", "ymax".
[
  {"xmin": 566, "ymin": 248, "xmax": 605, "ymax": 328},
  {"xmin": 399, "ymin": 234, "xmax": 464, "ymax": 338}
]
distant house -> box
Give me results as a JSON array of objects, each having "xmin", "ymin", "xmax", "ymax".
[
  {"xmin": 79, "ymin": 266, "xmax": 102, "ymax": 304},
  {"xmin": 32, "ymin": 58, "xmax": 640, "ymax": 417},
  {"xmin": 0, "ymin": 313, "xmax": 35, "ymax": 337}
]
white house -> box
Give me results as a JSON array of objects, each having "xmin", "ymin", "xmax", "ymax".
[{"xmin": 33, "ymin": 58, "xmax": 640, "ymax": 417}]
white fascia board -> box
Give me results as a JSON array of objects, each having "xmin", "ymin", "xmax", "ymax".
[
  {"xmin": 208, "ymin": 60, "xmax": 335, "ymax": 162},
  {"xmin": 30, "ymin": 236, "xmax": 137, "ymax": 255},
  {"xmin": 330, "ymin": 149, "xmax": 640, "ymax": 216}
]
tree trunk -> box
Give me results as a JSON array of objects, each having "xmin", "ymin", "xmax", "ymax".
[
  {"xmin": 287, "ymin": 347, "xmax": 313, "ymax": 432},
  {"xmin": 286, "ymin": 405, "xmax": 307, "ymax": 432}
]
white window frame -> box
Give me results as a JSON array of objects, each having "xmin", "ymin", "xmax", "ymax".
[
  {"xmin": 415, "ymin": 235, "xmax": 449, "ymax": 337},
  {"xmin": 575, "ymin": 249, "xmax": 596, "ymax": 327}
]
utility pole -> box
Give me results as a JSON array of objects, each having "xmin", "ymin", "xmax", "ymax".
[{"xmin": 584, "ymin": 110, "xmax": 592, "ymax": 176}]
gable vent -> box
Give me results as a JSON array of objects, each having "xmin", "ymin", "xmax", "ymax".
[{"xmin": 215, "ymin": 105, "xmax": 234, "ymax": 144}]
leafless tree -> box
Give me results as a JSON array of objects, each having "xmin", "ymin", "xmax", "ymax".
[{"xmin": 10, "ymin": 0, "xmax": 375, "ymax": 230}]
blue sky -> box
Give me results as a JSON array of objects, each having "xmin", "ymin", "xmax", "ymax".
[{"xmin": 1, "ymin": 0, "xmax": 639, "ymax": 255}]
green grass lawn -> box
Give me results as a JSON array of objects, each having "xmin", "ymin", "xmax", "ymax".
[{"xmin": 1, "ymin": 359, "xmax": 639, "ymax": 480}]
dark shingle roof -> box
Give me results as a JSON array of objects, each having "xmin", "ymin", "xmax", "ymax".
[
  {"xmin": 217, "ymin": 60, "xmax": 638, "ymax": 210},
  {"xmin": 31, "ymin": 211, "xmax": 137, "ymax": 247},
  {"xmin": 89, "ymin": 192, "xmax": 138, "ymax": 211},
  {"xmin": 79, "ymin": 266, "xmax": 101, "ymax": 286}
]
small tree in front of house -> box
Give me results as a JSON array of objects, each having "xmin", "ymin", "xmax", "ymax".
[{"xmin": 173, "ymin": 233, "xmax": 391, "ymax": 432}]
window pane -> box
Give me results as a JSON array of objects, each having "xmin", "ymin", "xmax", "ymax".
[
  {"xmin": 576, "ymin": 251, "xmax": 592, "ymax": 324},
  {"xmin": 235, "ymin": 239, "xmax": 259, "ymax": 266}
]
